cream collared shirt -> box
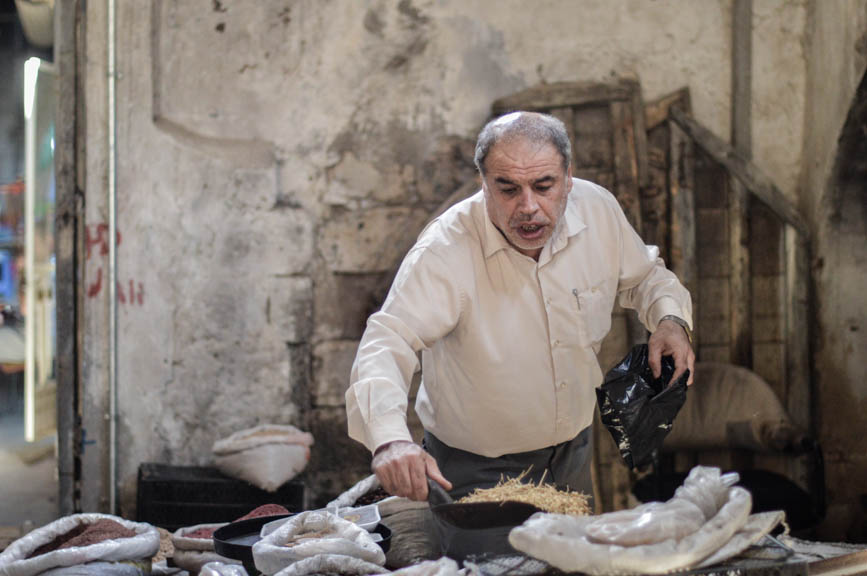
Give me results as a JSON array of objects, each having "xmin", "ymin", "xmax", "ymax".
[{"xmin": 346, "ymin": 179, "xmax": 693, "ymax": 458}]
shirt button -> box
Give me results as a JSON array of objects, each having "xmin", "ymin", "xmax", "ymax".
[
  {"xmin": 558, "ymin": 381, "xmax": 567, "ymax": 389},
  {"xmin": 552, "ymin": 339, "xmax": 560, "ymax": 347}
]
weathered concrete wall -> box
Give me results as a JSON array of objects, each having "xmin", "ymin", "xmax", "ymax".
[
  {"xmin": 800, "ymin": 0, "xmax": 867, "ymax": 541},
  {"xmin": 78, "ymin": 0, "xmax": 824, "ymax": 513}
]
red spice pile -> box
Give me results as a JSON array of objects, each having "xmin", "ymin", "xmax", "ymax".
[
  {"xmin": 234, "ymin": 504, "xmax": 289, "ymax": 522},
  {"xmin": 27, "ymin": 519, "xmax": 136, "ymax": 559},
  {"xmin": 182, "ymin": 526, "xmax": 218, "ymax": 539},
  {"xmin": 182, "ymin": 504, "xmax": 290, "ymax": 540}
]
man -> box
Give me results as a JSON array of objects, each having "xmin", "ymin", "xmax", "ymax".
[{"xmin": 346, "ymin": 111, "xmax": 694, "ymax": 503}]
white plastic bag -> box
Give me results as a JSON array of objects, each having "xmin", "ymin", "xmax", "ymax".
[
  {"xmin": 172, "ymin": 523, "xmax": 226, "ymax": 553},
  {"xmin": 390, "ymin": 557, "xmax": 463, "ymax": 576},
  {"xmin": 509, "ymin": 466, "xmax": 753, "ymax": 575},
  {"xmin": 272, "ymin": 554, "xmax": 388, "ymax": 576},
  {"xmin": 171, "ymin": 522, "xmax": 242, "ymax": 575},
  {"xmin": 200, "ymin": 561, "xmax": 250, "ymax": 576},
  {"xmin": 328, "ymin": 474, "xmax": 428, "ymax": 518},
  {"xmin": 252, "ymin": 511, "xmax": 385, "ymax": 575},
  {"xmin": 0, "ymin": 514, "xmax": 160, "ymax": 576},
  {"xmin": 583, "ymin": 467, "xmax": 738, "ymax": 546},
  {"xmin": 327, "ymin": 475, "xmax": 381, "ymax": 509},
  {"xmin": 212, "ymin": 424, "xmax": 314, "ymax": 492}
]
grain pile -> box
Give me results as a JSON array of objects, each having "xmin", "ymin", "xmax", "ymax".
[
  {"xmin": 457, "ymin": 471, "xmax": 591, "ymax": 516},
  {"xmin": 26, "ymin": 519, "xmax": 136, "ymax": 558},
  {"xmin": 153, "ymin": 528, "xmax": 174, "ymax": 563}
]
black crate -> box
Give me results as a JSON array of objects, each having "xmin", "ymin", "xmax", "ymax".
[{"xmin": 137, "ymin": 463, "xmax": 305, "ymax": 531}]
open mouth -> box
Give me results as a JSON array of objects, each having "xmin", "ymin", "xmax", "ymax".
[{"xmin": 516, "ymin": 223, "xmax": 546, "ymax": 240}]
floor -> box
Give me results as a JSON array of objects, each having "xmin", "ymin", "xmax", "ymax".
[{"xmin": 0, "ymin": 411, "xmax": 59, "ymax": 533}]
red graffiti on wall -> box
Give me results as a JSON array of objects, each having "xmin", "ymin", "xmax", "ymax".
[
  {"xmin": 85, "ymin": 223, "xmax": 122, "ymax": 260},
  {"xmin": 85, "ymin": 224, "xmax": 145, "ymax": 306}
]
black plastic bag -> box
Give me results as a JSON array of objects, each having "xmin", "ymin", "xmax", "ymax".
[{"xmin": 596, "ymin": 344, "xmax": 689, "ymax": 470}]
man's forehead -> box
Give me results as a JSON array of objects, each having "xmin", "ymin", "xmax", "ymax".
[{"xmin": 486, "ymin": 138, "xmax": 562, "ymax": 171}]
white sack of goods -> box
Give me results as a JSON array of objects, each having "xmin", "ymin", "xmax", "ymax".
[
  {"xmin": 327, "ymin": 473, "xmax": 428, "ymax": 517},
  {"xmin": 172, "ymin": 523, "xmax": 242, "ymax": 574},
  {"xmin": 509, "ymin": 466, "xmax": 756, "ymax": 575},
  {"xmin": 212, "ymin": 424, "xmax": 314, "ymax": 492},
  {"xmin": 0, "ymin": 514, "xmax": 160, "ymax": 576},
  {"xmin": 270, "ymin": 554, "xmax": 388, "ymax": 576},
  {"xmin": 251, "ymin": 510, "xmax": 385, "ymax": 576},
  {"xmin": 200, "ymin": 561, "xmax": 251, "ymax": 576}
]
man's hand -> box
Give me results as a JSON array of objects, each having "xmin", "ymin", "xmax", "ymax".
[
  {"xmin": 648, "ymin": 318, "xmax": 695, "ymax": 386},
  {"xmin": 372, "ymin": 440, "xmax": 452, "ymax": 501}
]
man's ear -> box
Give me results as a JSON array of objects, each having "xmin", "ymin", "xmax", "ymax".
[{"xmin": 566, "ymin": 162, "xmax": 573, "ymax": 182}]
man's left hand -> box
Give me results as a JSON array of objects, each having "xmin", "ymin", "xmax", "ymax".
[{"xmin": 648, "ymin": 319, "xmax": 695, "ymax": 386}]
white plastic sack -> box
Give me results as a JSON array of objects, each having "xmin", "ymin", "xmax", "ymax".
[
  {"xmin": 327, "ymin": 474, "xmax": 428, "ymax": 518},
  {"xmin": 172, "ymin": 524, "xmax": 226, "ymax": 552},
  {"xmin": 327, "ymin": 475, "xmax": 381, "ymax": 509},
  {"xmin": 173, "ymin": 550, "xmax": 241, "ymax": 575},
  {"xmin": 0, "ymin": 514, "xmax": 160, "ymax": 576},
  {"xmin": 200, "ymin": 561, "xmax": 250, "ymax": 576},
  {"xmin": 509, "ymin": 466, "xmax": 753, "ymax": 575},
  {"xmin": 583, "ymin": 467, "xmax": 739, "ymax": 546},
  {"xmin": 390, "ymin": 557, "xmax": 463, "ymax": 576},
  {"xmin": 697, "ymin": 510, "xmax": 785, "ymax": 568},
  {"xmin": 272, "ymin": 554, "xmax": 388, "ymax": 576},
  {"xmin": 212, "ymin": 424, "xmax": 314, "ymax": 492},
  {"xmin": 38, "ymin": 561, "xmax": 148, "ymax": 576},
  {"xmin": 252, "ymin": 511, "xmax": 385, "ymax": 575}
]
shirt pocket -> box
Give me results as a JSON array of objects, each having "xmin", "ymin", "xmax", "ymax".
[{"xmin": 574, "ymin": 284, "xmax": 614, "ymax": 350}]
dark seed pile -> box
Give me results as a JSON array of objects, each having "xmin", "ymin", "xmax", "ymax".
[{"xmin": 27, "ymin": 519, "xmax": 136, "ymax": 558}]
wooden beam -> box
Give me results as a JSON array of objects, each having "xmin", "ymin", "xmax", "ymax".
[
  {"xmin": 54, "ymin": 0, "xmax": 81, "ymax": 517},
  {"xmin": 732, "ymin": 0, "xmax": 753, "ymax": 156},
  {"xmin": 610, "ymin": 101, "xmax": 643, "ymax": 232},
  {"xmin": 629, "ymin": 81, "xmax": 649, "ymax": 188},
  {"xmin": 784, "ymin": 227, "xmax": 810, "ymax": 431},
  {"xmin": 645, "ymin": 88, "xmax": 691, "ymax": 131},
  {"xmin": 492, "ymin": 81, "xmax": 633, "ymax": 115},
  {"xmin": 669, "ymin": 107, "xmax": 810, "ymax": 237},
  {"xmin": 729, "ymin": 0, "xmax": 753, "ymax": 367},
  {"xmin": 668, "ymin": 120, "xmax": 697, "ymax": 299}
]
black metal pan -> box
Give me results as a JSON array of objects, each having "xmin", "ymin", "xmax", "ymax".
[
  {"xmin": 426, "ymin": 478, "xmax": 541, "ymax": 561},
  {"xmin": 427, "ymin": 478, "xmax": 541, "ymax": 529}
]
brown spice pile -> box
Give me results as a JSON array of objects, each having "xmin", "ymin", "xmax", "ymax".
[
  {"xmin": 457, "ymin": 471, "xmax": 592, "ymax": 516},
  {"xmin": 356, "ymin": 487, "xmax": 389, "ymax": 506},
  {"xmin": 27, "ymin": 519, "xmax": 136, "ymax": 559}
]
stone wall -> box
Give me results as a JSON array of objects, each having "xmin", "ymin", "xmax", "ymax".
[{"xmin": 75, "ymin": 0, "xmax": 840, "ymax": 515}]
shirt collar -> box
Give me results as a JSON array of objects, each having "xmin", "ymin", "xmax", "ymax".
[{"xmin": 480, "ymin": 179, "xmax": 587, "ymax": 260}]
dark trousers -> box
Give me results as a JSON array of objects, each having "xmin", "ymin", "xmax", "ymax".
[{"xmin": 423, "ymin": 425, "xmax": 594, "ymax": 508}]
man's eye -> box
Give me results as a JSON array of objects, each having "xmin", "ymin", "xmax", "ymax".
[
  {"xmin": 501, "ymin": 188, "xmax": 518, "ymax": 196},
  {"xmin": 536, "ymin": 185, "xmax": 552, "ymax": 192}
]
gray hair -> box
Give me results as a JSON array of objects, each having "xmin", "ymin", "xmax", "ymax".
[{"xmin": 473, "ymin": 111, "xmax": 572, "ymax": 175}]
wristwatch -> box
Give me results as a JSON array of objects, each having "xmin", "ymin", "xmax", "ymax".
[{"xmin": 659, "ymin": 315, "xmax": 693, "ymax": 344}]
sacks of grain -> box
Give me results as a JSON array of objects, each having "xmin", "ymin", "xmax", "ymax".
[
  {"xmin": 212, "ymin": 424, "xmax": 314, "ymax": 492},
  {"xmin": 252, "ymin": 511, "xmax": 384, "ymax": 576},
  {"xmin": 0, "ymin": 514, "xmax": 159, "ymax": 576}
]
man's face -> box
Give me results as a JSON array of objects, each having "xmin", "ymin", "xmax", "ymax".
[{"xmin": 482, "ymin": 137, "xmax": 572, "ymax": 260}]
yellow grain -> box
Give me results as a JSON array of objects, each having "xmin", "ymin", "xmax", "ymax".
[{"xmin": 456, "ymin": 469, "xmax": 591, "ymax": 516}]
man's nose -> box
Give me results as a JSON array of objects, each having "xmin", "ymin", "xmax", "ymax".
[{"xmin": 517, "ymin": 188, "xmax": 539, "ymax": 213}]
